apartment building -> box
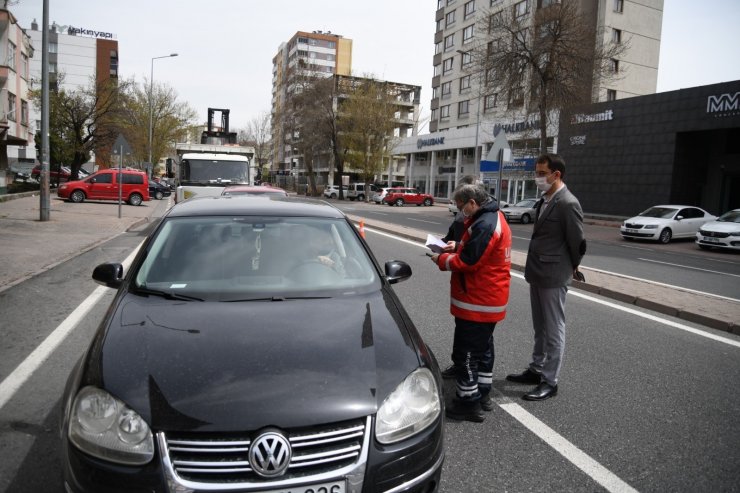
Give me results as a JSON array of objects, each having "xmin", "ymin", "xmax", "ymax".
[
  {"xmin": 0, "ymin": 7, "xmax": 34, "ymax": 193},
  {"xmin": 27, "ymin": 20, "xmax": 119, "ymax": 168},
  {"xmin": 271, "ymin": 30, "xmax": 353, "ymax": 172},
  {"xmin": 394, "ymin": 0, "xmax": 663, "ymax": 202}
]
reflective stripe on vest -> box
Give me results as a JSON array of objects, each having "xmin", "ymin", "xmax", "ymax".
[{"xmin": 451, "ymin": 297, "xmax": 507, "ymax": 313}]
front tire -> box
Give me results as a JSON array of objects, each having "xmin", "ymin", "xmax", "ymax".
[
  {"xmin": 358, "ymin": 194, "xmax": 365, "ymax": 201},
  {"xmin": 330, "ymin": 193, "xmax": 337, "ymax": 199},
  {"xmin": 658, "ymin": 228, "xmax": 672, "ymax": 244},
  {"xmin": 395, "ymin": 198, "xmax": 405, "ymax": 207},
  {"xmin": 128, "ymin": 193, "xmax": 143, "ymax": 206},
  {"xmin": 70, "ymin": 190, "xmax": 85, "ymax": 203},
  {"xmin": 154, "ymin": 190, "xmax": 164, "ymax": 200},
  {"xmin": 423, "ymin": 198, "xmax": 432, "ymax": 206}
]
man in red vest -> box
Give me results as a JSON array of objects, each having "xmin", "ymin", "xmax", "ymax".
[{"xmin": 431, "ymin": 183, "xmax": 512, "ymax": 422}]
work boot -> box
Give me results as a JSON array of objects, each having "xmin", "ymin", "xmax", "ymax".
[
  {"xmin": 446, "ymin": 399, "xmax": 485, "ymax": 422},
  {"xmin": 440, "ymin": 364, "xmax": 458, "ymax": 380}
]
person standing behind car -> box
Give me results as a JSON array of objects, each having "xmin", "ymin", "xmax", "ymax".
[
  {"xmin": 430, "ymin": 184, "xmax": 512, "ymax": 422},
  {"xmin": 506, "ymin": 153, "xmax": 585, "ymax": 401}
]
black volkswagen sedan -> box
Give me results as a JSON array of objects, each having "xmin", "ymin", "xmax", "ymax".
[{"xmin": 61, "ymin": 196, "xmax": 444, "ymax": 493}]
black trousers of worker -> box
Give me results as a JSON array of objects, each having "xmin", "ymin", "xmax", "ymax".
[{"xmin": 451, "ymin": 317, "xmax": 496, "ymax": 402}]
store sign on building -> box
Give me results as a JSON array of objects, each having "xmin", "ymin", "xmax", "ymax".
[
  {"xmin": 570, "ymin": 135, "xmax": 586, "ymax": 145},
  {"xmin": 417, "ymin": 137, "xmax": 445, "ymax": 149},
  {"xmin": 707, "ymin": 92, "xmax": 739, "ymax": 117},
  {"xmin": 67, "ymin": 26, "xmax": 115, "ymax": 39},
  {"xmin": 493, "ymin": 119, "xmax": 540, "ymax": 135},
  {"xmin": 570, "ymin": 109, "xmax": 613, "ymax": 125}
]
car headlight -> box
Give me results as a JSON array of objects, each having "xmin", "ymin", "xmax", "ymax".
[
  {"xmin": 59, "ymin": 184, "xmax": 67, "ymax": 190},
  {"xmin": 375, "ymin": 368, "xmax": 440, "ymax": 444},
  {"xmin": 644, "ymin": 225, "xmax": 658, "ymax": 229},
  {"xmin": 728, "ymin": 231, "xmax": 740, "ymax": 237},
  {"xmin": 68, "ymin": 386, "xmax": 154, "ymax": 465}
]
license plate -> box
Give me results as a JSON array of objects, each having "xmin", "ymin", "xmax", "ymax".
[
  {"xmin": 703, "ymin": 237, "xmax": 720, "ymax": 243},
  {"xmin": 255, "ymin": 480, "xmax": 346, "ymax": 493},
  {"xmin": 626, "ymin": 229, "xmax": 638, "ymax": 233}
]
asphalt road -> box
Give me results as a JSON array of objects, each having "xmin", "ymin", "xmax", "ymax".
[
  {"xmin": 1, "ymin": 203, "xmax": 739, "ymax": 492},
  {"xmin": 331, "ymin": 200, "xmax": 740, "ymax": 301}
]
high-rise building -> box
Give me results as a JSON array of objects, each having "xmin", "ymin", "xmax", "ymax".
[
  {"xmin": 0, "ymin": 7, "xmax": 34, "ymax": 193},
  {"xmin": 27, "ymin": 20, "xmax": 119, "ymax": 168},
  {"xmin": 271, "ymin": 30, "xmax": 353, "ymax": 172}
]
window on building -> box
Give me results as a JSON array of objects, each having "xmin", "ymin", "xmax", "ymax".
[
  {"xmin": 460, "ymin": 50, "xmax": 472, "ymax": 67},
  {"xmin": 490, "ymin": 0, "xmax": 502, "ymax": 6},
  {"xmin": 442, "ymin": 81, "xmax": 452, "ymax": 96},
  {"xmin": 458, "ymin": 100, "xmax": 470, "ymax": 116},
  {"xmin": 435, "ymin": 41, "xmax": 442, "ymax": 55},
  {"xmin": 460, "ymin": 75, "xmax": 471, "ymax": 91},
  {"xmin": 463, "ymin": 25, "xmax": 475, "ymax": 44},
  {"xmin": 328, "ymin": 41, "xmax": 336, "ymax": 49},
  {"xmin": 607, "ymin": 89, "xmax": 617, "ymax": 101},
  {"xmin": 49, "ymin": 62, "xmax": 57, "ymax": 74},
  {"xmin": 444, "ymin": 33, "xmax": 455, "ymax": 51},
  {"xmin": 298, "ymin": 37, "xmax": 308, "ymax": 44},
  {"xmin": 540, "ymin": 0, "xmax": 560, "ymax": 7},
  {"xmin": 21, "ymin": 100, "xmax": 29, "ymax": 125},
  {"xmin": 484, "ymin": 93, "xmax": 498, "ymax": 110},
  {"xmin": 48, "ymin": 42, "xmax": 58, "ymax": 54},
  {"xmin": 514, "ymin": 0, "xmax": 529, "ymax": 19},
  {"xmin": 7, "ymin": 41, "xmax": 15, "ymax": 71},
  {"xmin": 438, "ymin": 0, "xmax": 444, "ymax": 9},
  {"xmin": 21, "ymin": 53, "xmax": 28, "ymax": 79},
  {"xmin": 489, "ymin": 11, "xmax": 503, "ymax": 32},
  {"xmin": 509, "ymin": 87, "xmax": 524, "ymax": 107},
  {"xmin": 433, "ymin": 86, "xmax": 440, "ymax": 98},
  {"xmin": 447, "ymin": 0, "xmax": 456, "ymax": 5},
  {"xmin": 7, "ymin": 92, "xmax": 16, "ymax": 121},
  {"xmin": 440, "ymin": 105, "xmax": 451, "ymax": 118},
  {"xmin": 612, "ymin": 28, "xmax": 622, "ymax": 44},
  {"xmin": 464, "ymin": 1, "xmax": 476, "ymax": 19},
  {"xmin": 443, "ymin": 57, "xmax": 454, "ymax": 74},
  {"xmin": 614, "ymin": 0, "xmax": 623, "ymax": 13},
  {"xmin": 610, "ymin": 58, "xmax": 620, "ymax": 73},
  {"xmin": 437, "ymin": 19, "xmax": 444, "ymax": 32},
  {"xmin": 446, "ymin": 10, "xmax": 456, "ymax": 27},
  {"xmin": 434, "ymin": 64, "xmax": 441, "ymax": 76}
]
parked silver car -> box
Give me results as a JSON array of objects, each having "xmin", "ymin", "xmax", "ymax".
[{"xmin": 502, "ymin": 198, "xmax": 539, "ymax": 224}]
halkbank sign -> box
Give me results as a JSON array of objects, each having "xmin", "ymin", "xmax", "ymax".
[{"xmin": 417, "ymin": 136, "xmax": 445, "ymax": 149}]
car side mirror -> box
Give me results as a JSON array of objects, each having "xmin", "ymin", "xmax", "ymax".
[
  {"xmin": 92, "ymin": 262, "xmax": 124, "ymax": 289},
  {"xmin": 385, "ymin": 260, "xmax": 412, "ymax": 284},
  {"xmin": 676, "ymin": 216, "xmax": 684, "ymax": 221}
]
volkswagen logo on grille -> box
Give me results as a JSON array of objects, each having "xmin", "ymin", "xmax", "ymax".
[{"xmin": 249, "ymin": 430, "xmax": 292, "ymax": 477}]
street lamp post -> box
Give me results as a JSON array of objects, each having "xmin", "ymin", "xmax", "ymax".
[{"xmin": 148, "ymin": 53, "xmax": 178, "ymax": 176}]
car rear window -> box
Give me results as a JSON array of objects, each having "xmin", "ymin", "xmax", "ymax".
[{"xmin": 122, "ymin": 173, "xmax": 144, "ymax": 184}]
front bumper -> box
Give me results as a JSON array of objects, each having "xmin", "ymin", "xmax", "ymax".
[
  {"xmin": 620, "ymin": 227, "xmax": 659, "ymax": 240},
  {"xmin": 695, "ymin": 234, "xmax": 740, "ymax": 250}
]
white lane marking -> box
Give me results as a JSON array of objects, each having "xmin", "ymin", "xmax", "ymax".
[
  {"xmin": 0, "ymin": 243, "xmax": 143, "ymax": 410},
  {"xmin": 497, "ymin": 398, "xmax": 639, "ymax": 493},
  {"xmin": 637, "ymin": 257, "xmax": 740, "ymax": 279},
  {"xmin": 584, "ymin": 266, "xmax": 740, "ymax": 303},
  {"xmin": 409, "ymin": 218, "xmax": 443, "ymax": 225}
]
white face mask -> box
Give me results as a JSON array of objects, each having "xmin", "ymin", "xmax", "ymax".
[{"xmin": 535, "ymin": 176, "xmax": 551, "ymax": 192}]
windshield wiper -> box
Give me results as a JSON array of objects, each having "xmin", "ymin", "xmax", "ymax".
[
  {"xmin": 222, "ymin": 296, "xmax": 331, "ymax": 303},
  {"xmin": 133, "ymin": 286, "xmax": 204, "ymax": 302}
]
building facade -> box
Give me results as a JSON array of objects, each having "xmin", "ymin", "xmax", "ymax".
[
  {"xmin": 271, "ymin": 30, "xmax": 353, "ymax": 172},
  {"xmin": 559, "ymin": 80, "xmax": 740, "ymax": 217},
  {"xmin": 0, "ymin": 7, "xmax": 34, "ymax": 193},
  {"xmin": 392, "ymin": 0, "xmax": 663, "ymax": 204},
  {"xmin": 27, "ymin": 20, "xmax": 119, "ymax": 169}
]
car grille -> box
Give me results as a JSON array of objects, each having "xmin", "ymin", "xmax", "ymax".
[
  {"xmin": 624, "ymin": 223, "xmax": 644, "ymax": 229},
  {"xmin": 699, "ymin": 230, "xmax": 729, "ymax": 238},
  {"xmin": 161, "ymin": 418, "xmax": 367, "ymax": 485}
]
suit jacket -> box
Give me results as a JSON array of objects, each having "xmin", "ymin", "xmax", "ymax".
[{"xmin": 524, "ymin": 185, "xmax": 584, "ymax": 288}]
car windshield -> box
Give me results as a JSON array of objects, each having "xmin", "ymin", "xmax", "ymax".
[
  {"xmin": 639, "ymin": 207, "xmax": 678, "ymax": 219},
  {"xmin": 181, "ymin": 159, "xmax": 249, "ymax": 184},
  {"xmin": 514, "ymin": 199, "xmax": 536, "ymax": 207},
  {"xmin": 134, "ymin": 215, "xmax": 380, "ymax": 301},
  {"xmin": 717, "ymin": 210, "xmax": 740, "ymax": 223}
]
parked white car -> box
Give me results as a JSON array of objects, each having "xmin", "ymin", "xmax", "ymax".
[
  {"xmin": 695, "ymin": 209, "xmax": 740, "ymax": 251},
  {"xmin": 372, "ymin": 188, "xmax": 389, "ymax": 204},
  {"xmin": 323, "ymin": 185, "xmax": 346, "ymax": 199},
  {"xmin": 620, "ymin": 205, "xmax": 716, "ymax": 244}
]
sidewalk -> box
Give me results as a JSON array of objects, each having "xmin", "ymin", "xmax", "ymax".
[
  {"xmin": 0, "ymin": 193, "xmax": 163, "ymax": 292},
  {"xmin": 345, "ymin": 212, "xmax": 740, "ymax": 336},
  {"xmin": 0, "ymin": 193, "xmax": 737, "ymax": 335}
]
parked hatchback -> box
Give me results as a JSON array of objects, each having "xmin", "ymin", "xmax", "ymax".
[
  {"xmin": 383, "ymin": 188, "xmax": 434, "ymax": 207},
  {"xmin": 60, "ymin": 196, "xmax": 444, "ymax": 493},
  {"xmin": 620, "ymin": 205, "xmax": 716, "ymax": 243},
  {"xmin": 58, "ymin": 169, "xmax": 150, "ymax": 206},
  {"xmin": 695, "ymin": 209, "xmax": 740, "ymax": 251},
  {"xmin": 323, "ymin": 185, "xmax": 346, "ymax": 199},
  {"xmin": 148, "ymin": 180, "xmax": 172, "ymax": 200}
]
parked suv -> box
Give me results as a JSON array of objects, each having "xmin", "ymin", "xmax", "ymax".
[
  {"xmin": 323, "ymin": 185, "xmax": 347, "ymax": 199},
  {"xmin": 58, "ymin": 169, "xmax": 150, "ymax": 206},
  {"xmin": 347, "ymin": 183, "xmax": 379, "ymax": 201},
  {"xmin": 383, "ymin": 187, "xmax": 434, "ymax": 207}
]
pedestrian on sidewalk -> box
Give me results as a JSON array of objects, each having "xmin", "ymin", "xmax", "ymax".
[
  {"xmin": 430, "ymin": 183, "xmax": 512, "ymax": 422},
  {"xmin": 506, "ymin": 153, "xmax": 585, "ymax": 401}
]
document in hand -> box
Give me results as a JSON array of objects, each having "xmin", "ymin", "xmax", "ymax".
[{"xmin": 426, "ymin": 234, "xmax": 447, "ymax": 254}]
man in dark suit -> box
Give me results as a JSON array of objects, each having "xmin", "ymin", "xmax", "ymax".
[{"xmin": 506, "ymin": 153, "xmax": 585, "ymax": 401}]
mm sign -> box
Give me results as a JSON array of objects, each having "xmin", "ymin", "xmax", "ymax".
[{"xmin": 707, "ymin": 92, "xmax": 739, "ymax": 115}]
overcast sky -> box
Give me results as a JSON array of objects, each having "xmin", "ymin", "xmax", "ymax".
[{"xmin": 9, "ymin": 0, "xmax": 740, "ymax": 133}]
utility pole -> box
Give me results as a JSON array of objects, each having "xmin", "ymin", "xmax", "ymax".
[{"xmin": 39, "ymin": 0, "xmax": 50, "ymax": 221}]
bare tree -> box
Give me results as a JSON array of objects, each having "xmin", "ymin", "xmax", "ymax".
[
  {"xmin": 238, "ymin": 111, "xmax": 271, "ymax": 182},
  {"xmin": 472, "ymin": 0, "xmax": 627, "ymax": 153},
  {"xmin": 340, "ymin": 77, "xmax": 399, "ymax": 201}
]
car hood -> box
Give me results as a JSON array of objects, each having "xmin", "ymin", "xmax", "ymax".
[
  {"xmin": 700, "ymin": 221, "xmax": 740, "ymax": 233},
  {"xmin": 624, "ymin": 216, "xmax": 672, "ymax": 226},
  {"xmin": 90, "ymin": 290, "xmax": 423, "ymax": 432}
]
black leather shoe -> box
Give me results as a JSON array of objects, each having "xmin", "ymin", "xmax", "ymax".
[
  {"xmin": 506, "ymin": 368, "xmax": 542, "ymax": 385},
  {"xmin": 440, "ymin": 364, "xmax": 458, "ymax": 380},
  {"xmin": 522, "ymin": 382, "xmax": 558, "ymax": 401},
  {"xmin": 480, "ymin": 394, "xmax": 494, "ymax": 412},
  {"xmin": 446, "ymin": 399, "xmax": 485, "ymax": 422}
]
